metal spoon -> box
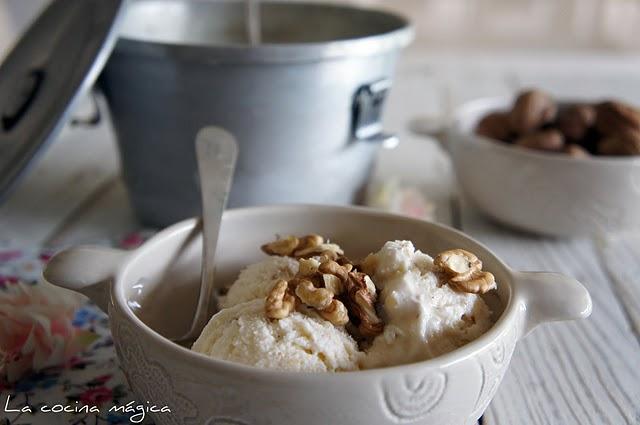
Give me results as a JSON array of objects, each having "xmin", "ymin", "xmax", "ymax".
[{"xmin": 179, "ymin": 127, "xmax": 238, "ymax": 342}]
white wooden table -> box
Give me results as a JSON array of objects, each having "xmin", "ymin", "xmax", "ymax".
[{"xmin": 1, "ymin": 47, "xmax": 640, "ymax": 424}]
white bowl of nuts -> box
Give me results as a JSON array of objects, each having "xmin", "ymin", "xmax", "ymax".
[
  {"xmin": 43, "ymin": 205, "xmax": 591, "ymax": 425},
  {"xmin": 448, "ymin": 91, "xmax": 640, "ymax": 237}
]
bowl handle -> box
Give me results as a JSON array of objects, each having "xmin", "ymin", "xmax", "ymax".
[
  {"xmin": 512, "ymin": 271, "xmax": 592, "ymax": 336},
  {"xmin": 43, "ymin": 246, "xmax": 128, "ymax": 312}
]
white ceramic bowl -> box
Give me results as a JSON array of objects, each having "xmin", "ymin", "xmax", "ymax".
[
  {"xmin": 448, "ymin": 97, "xmax": 640, "ymax": 237},
  {"xmin": 43, "ymin": 205, "xmax": 591, "ymax": 425}
]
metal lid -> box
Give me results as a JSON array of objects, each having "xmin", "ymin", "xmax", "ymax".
[{"xmin": 0, "ymin": 0, "xmax": 125, "ymax": 201}]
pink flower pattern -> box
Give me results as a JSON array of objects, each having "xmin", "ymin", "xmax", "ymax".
[
  {"xmin": 0, "ymin": 233, "xmax": 156, "ymax": 424},
  {"xmin": 0, "ymin": 279, "xmax": 95, "ymax": 382}
]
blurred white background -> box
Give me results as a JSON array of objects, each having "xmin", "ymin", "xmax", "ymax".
[
  {"xmin": 2, "ymin": 0, "xmax": 640, "ymax": 58},
  {"xmin": 304, "ymin": 0, "xmax": 640, "ymax": 50}
]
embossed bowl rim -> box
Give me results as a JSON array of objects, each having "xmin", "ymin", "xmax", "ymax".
[
  {"xmin": 111, "ymin": 204, "xmax": 522, "ymax": 381},
  {"xmin": 450, "ymin": 96, "xmax": 640, "ymax": 166}
]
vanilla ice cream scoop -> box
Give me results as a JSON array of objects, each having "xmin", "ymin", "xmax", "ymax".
[
  {"xmin": 362, "ymin": 241, "xmax": 493, "ymax": 369},
  {"xmin": 192, "ymin": 299, "xmax": 362, "ymax": 372},
  {"xmin": 222, "ymin": 256, "xmax": 299, "ymax": 308}
]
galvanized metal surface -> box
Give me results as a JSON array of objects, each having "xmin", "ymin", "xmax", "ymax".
[{"xmin": 101, "ymin": 0, "xmax": 412, "ymax": 226}]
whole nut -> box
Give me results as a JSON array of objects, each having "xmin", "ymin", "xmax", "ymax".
[
  {"xmin": 598, "ymin": 128, "xmax": 640, "ymax": 156},
  {"xmin": 515, "ymin": 129, "xmax": 565, "ymax": 152},
  {"xmin": 557, "ymin": 104, "xmax": 596, "ymax": 142},
  {"xmin": 509, "ymin": 90, "xmax": 557, "ymax": 134},
  {"xmin": 596, "ymin": 101, "xmax": 640, "ymax": 136},
  {"xmin": 475, "ymin": 111, "xmax": 512, "ymax": 142},
  {"xmin": 564, "ymin": 144, "xmax": 591, "ymax": 158}
]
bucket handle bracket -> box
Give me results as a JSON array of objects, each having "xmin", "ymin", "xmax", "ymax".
[{"xmin": 351, "ymin": 79, "xmax": 398, "ymax": 147}]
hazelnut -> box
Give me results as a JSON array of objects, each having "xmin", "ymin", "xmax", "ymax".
[
  {"xmin": 598, "ymin": 128, "xmax": 640, "ymax": 156},
  {"xmin": 596, "ymin": 101, "xmax": 640, "ymax": 136},
  {"xmin": 515, "ymin": 129, "xmax": 565, "ymax": 152},
  {"xmin": 475, "ymin": 111, "xmax": 512, "ymax": 142},
  {"xmin": 509, "ymin": 90, "xmax": 557, "ymax": 134},
  {"xmin": 564, "ymin": 144, "xmax": 591, "ymax": 158},
  {"xmin": 557, "ymin": 104, "xmax": 596, "ymax": 142}
]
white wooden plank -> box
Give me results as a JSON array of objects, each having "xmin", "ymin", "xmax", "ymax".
[
  {"xmin": 0, "ymin": 95, "xmax": 120, "ymax": 246},
  {"xmin": 458, "ymin": 202, "xmax": 640, "ymax": 425},
  {"xmin": 596, "ymin": 233, "xmax": 640, "ymax": 340}
]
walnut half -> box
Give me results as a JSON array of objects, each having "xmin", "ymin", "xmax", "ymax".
[
  {"xmin": 295, "ymin": 279, "xmax": 334, "ymax": 310},
  {"xmin": 261, "ymin": 234, "xmax": 344, "ymax": 260},
  {"xmin": 433, "ymin": 249, "xmax": 497, "ymax": 294},
  {"xmin": 265, "ymin": 279, "xmax": 296, "ymax": 319}
]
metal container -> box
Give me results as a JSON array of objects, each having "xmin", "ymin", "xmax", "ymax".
[{"xmin": 100, "ymin": 0, "xmax": 413, "ymax": 226}]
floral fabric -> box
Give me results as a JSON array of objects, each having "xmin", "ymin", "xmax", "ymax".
[{"xmin": 1, "ymin": 235, "xmax": 154, "ymax": 424}]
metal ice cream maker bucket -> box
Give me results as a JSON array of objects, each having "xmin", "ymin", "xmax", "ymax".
[{"xmin": 99, "ymin": 0, "xmax": 413, "ymax": 226}]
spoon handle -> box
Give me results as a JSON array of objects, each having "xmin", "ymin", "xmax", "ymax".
[{"xmin": 190, "ymin": 127, "xmax": 238, "ymax": 339}]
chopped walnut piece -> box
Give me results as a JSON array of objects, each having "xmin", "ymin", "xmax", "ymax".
[
  {"xmin": 449, "ymin": 272, "xmax": 496, "ymax": 294},
  {"xmin": 293, "ymin": 234, "xmax": 324, "ymax": 256},
  {"xmin": 295, "ymin": 279, "xmax": 334, "ymax": 310},
  {"xmin": 261, "ymin": 234, "xmax": 344, "ymax": 261},
  {"xmin": 363, "ymin": 275, "xmax": 377, "ymax": 294},
  {"xmin": 319, "ymin": 259, "xmax": 348, "ymax": 282},
  {"xmin": 322, "ymin": 273, "xmax": 344, "ymax": 295},
  {"xmin": 359, "ymin": 254, "xmax": 378, "ymax": 277},
  {"xmin": 265, "ymin": 279, "xmax": 296, "ymax": 319},
  {"xmin": 434, "ymin": 249, "xmax": 482, "ymax": 281},
  {"xmin": 261, "ymin": 236, "xmax": 299, "ymax": 256},
  {"xmin": 260, "ymin": 235, "xmax": 384, "ymax": 339},
  {"xmin": 344, "ymin": 271, "xmax": 384, "ymax": 338},
  {"xmin": 298, "ymin": 258, "xmax": 321, "ymax": 277},
  {"xmin": 295, "ymin": 243, "xmax": 344, "ymax": 260},
  {"xmin": 434, "ymin": 249, "xmax": 496, "ymax": 294},
  {"xmin": 319, "ymin": 299, "xmax": 349, "ymax": 326}
]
